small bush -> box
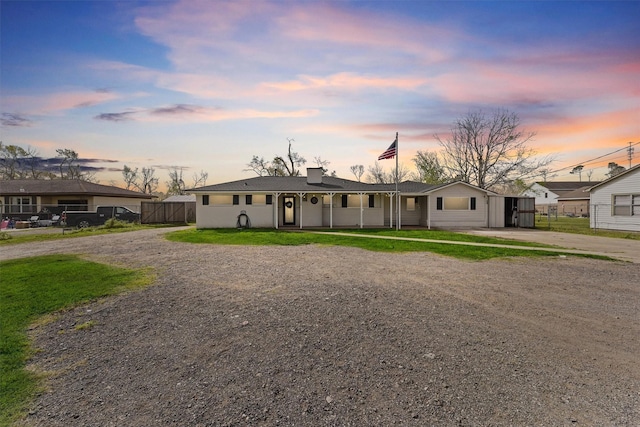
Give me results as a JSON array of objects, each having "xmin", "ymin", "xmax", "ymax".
[
  {"xmin": 102, "ymin": 218, "xmax": 134, "ymax": 229},
  {"xmin": 0, "ymin": 231, "xmax": 12, "ymax": 241}
]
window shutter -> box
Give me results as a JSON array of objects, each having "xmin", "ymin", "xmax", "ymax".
[
  {"xmin": 368, "ymin": 194, "xmax": 375, "ymax": 208},
  {"xmin": 266, "ymin": 195, "xmax": 273, "ymax": 205},
  {"xmin": 233, "ymin": 195, "xmax": 239, "ymax": 205},
  {"xmin": 342, "ymin": 195, "xmax": 348, "ymax": 207},
  {"xmin": 202, "ymin": 195, "xmax": 209, "ymax": 206},
  {"xmin": 246, "ymin": 195, "xmax": 252, "ymax": 205},
  {"xmin": 470, "ymin": 197, "xmax": 476, "ymax": 210},
  {"xmin": 436, "ymin": 197, "xmax": 443, "ymax": 210}
]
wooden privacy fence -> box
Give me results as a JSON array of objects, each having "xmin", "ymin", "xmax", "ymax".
[{"xmin": 141, "ymin": 202, "xmax": 195, "ymax": 224}]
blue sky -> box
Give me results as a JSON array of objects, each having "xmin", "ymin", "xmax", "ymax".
[{"xmin": 1, "ymin": 0, "xmax": 638, "ymax": 189}]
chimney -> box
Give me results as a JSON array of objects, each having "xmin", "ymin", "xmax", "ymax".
[{"xmin": 306, "ymin": 167, "xmax": 323, "ymax": 184}]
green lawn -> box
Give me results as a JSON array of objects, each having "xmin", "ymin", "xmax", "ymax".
[
  {"xmin": 535, "ymin": 215, "xmax": 640, "ymax": 239},
  {"xmin": 165, "ymin": 228, "xmax": 605, "ymax": 260},
  {"xmin": 0, "ymin": 255, "xmax": 152, "ymax": 426}
]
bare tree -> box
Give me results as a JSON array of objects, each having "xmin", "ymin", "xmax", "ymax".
[
  {"xmin": 166, "ymin": 167, "xmax": 186, "ymax": 195},
  {"xmin": 366, "ymin": 162, "xmax": 410, "ymax": 184},
  {"xmin": 122, "ymin": 165, "xmax": 139, "ymax": 190},
  {"xmin": 436, "ymin": 109, "xmax": 554, "ymax": 190},
  {"xmin": 273, "ymin": 139, "xmax": 306, "ymax": 176},
  {"xmin": 412, "ymin": 150, "xmax": 448, "ymax": 184},
  {"xmin": 56, "ymin": 148, "xmax": 82, "ymax": 179},
  {"xmin": 245, "ymin": 155, "xmax": 276, "ymax": 176},
  {"xmin": 246, "ymin": 139, "xmax": 307, "ymax": 177},
  {"xmin": 313, "ymin": 156, "xmax": 335, "ymax": 176},
  {"xmin": 350, "ymin": 164, "xmax": 365, "ymax": 182},
  {"xmin": 192, "ymin": 170, "xmax": 208, "ymax": 188},
  {"xmin": 135, "ymin": 167, "xmax": 159, "ymax": 194},
  {"xmin": 0, "ymin": 142, "xmax": 47, "ymax": 179}
]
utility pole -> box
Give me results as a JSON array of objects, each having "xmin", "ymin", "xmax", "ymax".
[{"xmin": 628, "ymin": 142, "xmax": 635, "ymax": 168}]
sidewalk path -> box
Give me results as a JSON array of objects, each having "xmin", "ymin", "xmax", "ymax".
[
  {"xmin": 300, "ymin": 229, "xmax": 640, "ymax": 263},
  {"xmin": 462, "ymin": 228, "xmax": 640, "ymax": 264}
]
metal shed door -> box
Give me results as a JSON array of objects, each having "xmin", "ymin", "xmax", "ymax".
[{"xmin": 518, "ymin": 197, "xmax": 535, "ymax": 228}]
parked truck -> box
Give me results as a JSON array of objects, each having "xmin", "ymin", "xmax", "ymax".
[{"xmin": 61, "ymin": 206, "xmax": 140, "ymax": 228}]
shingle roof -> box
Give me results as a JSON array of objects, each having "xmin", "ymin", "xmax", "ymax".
[
  {"xmin": 189, "ymin": 175, "xmax": 499, "ymax": 195},
  {"xmin": 0, "ymin": 179, "xmax": 154, "ymax": 199},
  {"xmin": 534, "ymin": 181, "xmax": 601, "ymax": 191},
  {"xmin": 556, "ymin": 186, "xmax": 592, "ymax": 200},
  {"xmin": 190, "ymin": 175, "xmax": 440, "ymax": 194}
]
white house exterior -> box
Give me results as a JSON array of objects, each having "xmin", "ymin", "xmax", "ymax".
[
  {"xmin": 589, "ymin": 165, "xmax": 640, "ymax": 232},
  {"xmin": 522, "ymin": 181, "xmax": 600, "ymax": 214},
  {"xmin": 190, "ymin": 168, "xmax": 521, "ymax": 230}
]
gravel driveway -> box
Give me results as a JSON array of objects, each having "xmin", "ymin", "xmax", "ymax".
[{"xmin": 5, "ymin": 228, "xmax": 640, "ymax": 426}]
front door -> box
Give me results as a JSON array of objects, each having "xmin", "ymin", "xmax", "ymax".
[{"xmin": 283, "ymin": 196, "xmax": 295, "ymax": 225}]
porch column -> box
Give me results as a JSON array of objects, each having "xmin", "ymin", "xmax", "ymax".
[
  {"xmin": 297, "ymin": 192, "xmax": 306, "ymax": 229},
  {"xmin": 398, "ymin": 192, "xmax": 402, "ymax": 230},
  {"xmin": 328, "ymin": 192, "xmax": 334, "ymax": 228},
  {"xmin": 427, "ymin": 195, "xmax": 431, "ymax": 229},
  {"xmin": 386, "ymin": 192, "xmax": 394, "ymax": 229},
  {"xmin": 359, "ymin": 193, "xmax": 364, "ymax": 229},
  {"xmin": 274, "ymin": 192, "xmax": 281, "ymax": 229}
]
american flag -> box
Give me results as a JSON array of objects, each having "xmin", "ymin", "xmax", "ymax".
[{"xmin": 377, "ymin": 137, "xmax": 397, "ymax": 160}]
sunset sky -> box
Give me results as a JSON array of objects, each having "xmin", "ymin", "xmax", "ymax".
[{"xmin": 1, "ymin": 0, "xmax": 638, "ymax": 190}]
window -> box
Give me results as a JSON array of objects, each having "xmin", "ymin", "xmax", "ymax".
[
  {"xmin": 211, "ymin": 195, "xmax": 233, "ymax": 205},
  {"xmin": 437, "ymin": 197, "xmax": 474, "ymax": 210},
  {"xmin": 202, "ymin": 195, "xmax": 209, "ymax": 206},
  {"xmin": 252, "ymin": 195, "xmax": 266, "ymax": 205},
  {"xmin": 612, "ymin": 194, "xmax": 639, "ymax": 216},
  {"xmin": 368, "ymin": 194, "xmax": 375, "ymax": 208},
  {"xmin": 233, "ymin": 195, "xmax": 239, "ymax": 205},
  {"xmin": 10, "ymin": 197, "xmax": 34, "ymax": 213},
  {"xmin": 245, "ymin": 195, "xmax": 252, "ymax": 205},
  {"xmin": 406, "ymin": 197, "xmax": 415, "ymax": 211},
  {"xmin": 342, "ymin": 195, "xmax": 348, "ymax": 208},
  {"xmin": 266, "ymin": 195, "xmax": 273, "ymax": 205},
  {"xmin": 545, "ymin": 192, "xmax": 548, "ymax": 198},
  {"xmin": 613, "ymin": 195, "xmax": 631, "ymax": 216},
  {"xmin": 444, "ymin": 197, "xmax": 470, "ymax": 210}
]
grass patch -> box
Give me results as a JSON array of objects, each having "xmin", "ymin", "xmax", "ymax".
[
  {"xmin": 0, "ymin": 254, "xmax": 152, "ymax": 425},
  {"xmin": 535, "ymin": 215, "xmax": 640, "ymax": 240},
  {"xmin": 166, "ymin": 228, "xmax": 596, "ymax": 260}
]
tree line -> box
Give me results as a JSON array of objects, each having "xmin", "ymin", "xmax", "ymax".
[
  {"xmin": 247, "ymin": 109, "xmax": 556, "ymax": 193},
  {"xmin": 0, "ymin": 142, "xmax": 207, "ymax": 197}
]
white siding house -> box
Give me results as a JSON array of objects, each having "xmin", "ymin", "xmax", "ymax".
[
  {"xmin": 190, "ymin": 168, "xmax": 517, "ymax": 230},
  {"xmin": 589, "ymin": 165, "xmax": 640, "ymax": 232}
]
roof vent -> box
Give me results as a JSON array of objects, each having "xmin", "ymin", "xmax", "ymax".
[{"xmin": 306, "ymin": 167, "xmax": 323, "ymax": 184}]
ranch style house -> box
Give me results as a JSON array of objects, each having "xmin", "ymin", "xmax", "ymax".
[{"xmin": 190, "ymin": 168, "xmax": 531, "ymax": 229}]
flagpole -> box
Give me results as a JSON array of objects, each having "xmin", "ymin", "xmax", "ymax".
[{"xmin": 395, "ymin": 132, "xmax": 399, "ymax": 231}]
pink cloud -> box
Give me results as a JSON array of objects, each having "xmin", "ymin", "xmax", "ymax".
[{"xmin": 4, "ymin": 90, "xmax": 120, "ymax": 115}]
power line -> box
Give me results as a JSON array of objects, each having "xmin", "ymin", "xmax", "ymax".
[{"xmin": 548, "ymin": 141, "xmax": 640, "ymax": 175}]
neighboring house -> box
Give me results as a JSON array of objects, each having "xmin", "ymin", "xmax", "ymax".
[
  {"xmin": 522, "ymin": 181, "xmax": 601, "ymax": 214},
  {"xmin": 190, "ymin": 167, "xmax": 528, "ymax": 229},
  {"xmin": 556, "ymin": 186, "xmax": 592, "ymax": 217},
  {"xmin": 588, "ymin": 164, "xmax": 640, "ymax": 232},
  {"xmin": 0, "ymin": 179, "xmax": 154, "ymax": 220}
]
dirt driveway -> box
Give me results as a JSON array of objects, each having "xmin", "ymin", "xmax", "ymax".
[{"xmin": 4, "ymin": 228, "xmax": 640, "ymax": 426}]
